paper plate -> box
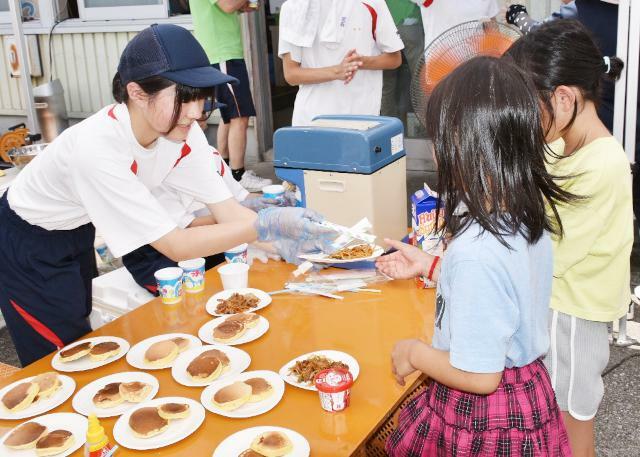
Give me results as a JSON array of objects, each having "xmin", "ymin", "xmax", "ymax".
[
  {"xmin": 205, "ymin": 288, "xmax": 271, "ymax": 316},
  {"xmin": 126, "ymin": 333, "xmax": 201, "ymax": 370},
  {"xmin": 72, "ymin": 371, "xmax": 159, "ymax": 418},
  {"xmin": 279, "ymin": 350, "xmax": 359, "ymax": 391},
  {"xmin": 298, "ymin": 245, "xmax": 384, "ymax": 264},
  {"xmin": 0, "ymin": 374, "xmax": 75, "ymax": 420},
  {"xmin": 198, "ymin": 315, "xmax": 269, "ymax": 346},
  {"xmin": 200, "ymin": 370, "xmax": 285, "ymax": 418},
  {"xmin": 51, "ymin": 336, "xmax": 130, "ymax": 373},
  {"xmin": 113, "ymin": 396, "xmax": 205, "ymax": 451},
  {"xmin": 0, "ymin": 412, "xmax": 87, "ymax": 457},
  {"xmin": 171, "ymin": 344, "xmax": 251, "ymax": 387},
  {"xmin": 212, "ymin": 426, "xmax": 310, "ymax": 457}
]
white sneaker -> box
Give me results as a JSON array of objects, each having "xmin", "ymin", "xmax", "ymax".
[{"xmin": 238, "ymin": 170, "xmax": 273, "ymax": 192}]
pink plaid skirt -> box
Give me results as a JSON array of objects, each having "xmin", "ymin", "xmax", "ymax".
[{"xmin": 386, "ymin": 359, "xmax": 572, "ymax": 457}]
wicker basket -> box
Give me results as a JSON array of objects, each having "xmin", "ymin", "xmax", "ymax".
[
  {"xmin": 353, "ymin": 377, "xmax": 428, "ymax": 456},
  {"xmin": 0, "ymin": 362, "xmax": 19, "ymax": 380}
]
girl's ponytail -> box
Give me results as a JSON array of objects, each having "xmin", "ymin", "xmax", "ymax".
[
  {"xmin": 603, "ymin": 56, "xmax": 624, "ymax": 81},
  {"xmin": 112, "ymin": 72, "xmax": 128, "ymax": 103}
]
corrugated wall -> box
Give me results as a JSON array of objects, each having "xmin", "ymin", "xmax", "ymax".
[{"xmin": 0, "ymin": 31, "xmax": 136, "ymax": 117}]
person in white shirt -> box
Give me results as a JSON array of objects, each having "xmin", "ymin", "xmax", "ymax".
[
  {"xmin": 0, "ymin": 24, "xmax": 333, "ymax": 366},
  {"xmin": 413, "ymin": 0, "xmax": 500, "ymax": 50},
  {"xmin": 278, "ymin": 0, "xmax": 404, "ymax": 126}
]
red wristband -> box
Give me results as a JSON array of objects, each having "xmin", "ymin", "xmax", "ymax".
[{"xmin": 427, "ymin": 256, "xmax": 440, "ymax": 281}]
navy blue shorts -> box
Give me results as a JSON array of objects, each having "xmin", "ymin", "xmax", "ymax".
[
  {"xmin": 0, "ymin": 193, "xmax": 95, "ymax": 366},
  {"xmin": 122, "ymin": 245, "xmax": 224, "ymax": 295},
  {"xmin": 213, "ymin": 59, "xmax": 257, "ymax": 123}
]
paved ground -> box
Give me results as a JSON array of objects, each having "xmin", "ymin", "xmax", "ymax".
[{"xmin": 1, "ymin": 153, "xmax": 638, "ymax": 455}]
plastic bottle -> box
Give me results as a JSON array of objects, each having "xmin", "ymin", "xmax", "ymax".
[{"xmin": 85, "ymin": 414, "xmax": 117, "ymax": 457}]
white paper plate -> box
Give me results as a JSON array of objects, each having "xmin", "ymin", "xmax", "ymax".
[
  {"xmin": 126, "ymin": 333, "xmax": 202, "ymax": 370},
  {"xmin": 71, "ymin": 371, "xmax": 160, "ymax": 418},
  {"xmin": 113, "ymin": 396, "xmax": 205, "ymax": 451},
  {"xmin": 200, "ymin": 370, "xmax": 285, "ymax": 418},
  {"xmin": 0, "ymin": 412, "xmax": 87, "ymax": 457},
  {"xmin": 279, "ymin": 350, "xmax": 360, "ymax": 391},
  {"xmin": 171, "ymin": 345, "xmax": 251, "ymax": 387},
  {"xmin": 51, "ymin": 336, "xmax": 130, "ymax": 373},
  {"xmin": 298, "ymin": 245, "xmax": 384, "ymax": 264},
  {"xmin": 0, "ymin": 374, "xmax": 75, "ymax": 420},
  {"xmin": 205, "ymin": 288, "xmax": 272, "ymax": 316},
  {"xmin": 198, "ymin": 315, "xmax": 269, "ymax": 346},
  {"xmin": 212, "ymin": 426, "xmax": 310, "ymax": 457}
]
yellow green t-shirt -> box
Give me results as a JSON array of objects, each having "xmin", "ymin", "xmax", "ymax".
[
  {"xmin": 189, "ymin": 0, "xmax": 244, "ymax": 64},
  {"xmin": 547, "ymin": 136, "xmax": 633, "ymax": 322}
]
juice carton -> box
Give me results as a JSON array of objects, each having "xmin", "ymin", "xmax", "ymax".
[{"xmin": 411, "ymin": 184, "xmax": 444, "ymax": 288}]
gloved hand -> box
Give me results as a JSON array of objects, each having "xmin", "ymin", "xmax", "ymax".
[
  {"xmin": 240, "ymin": 191, "xmax": 298, "ymax": 211},
  {"xmin": 255, "ymin": 207, "xmax": 335, "ymax": 245},
  {"xmin": 273, "ymin": 238, "xmax": 330, "ymax": 266},
  {"xmin": 247, "ymin": 244, "xmax": 282, "ymax": 265}
]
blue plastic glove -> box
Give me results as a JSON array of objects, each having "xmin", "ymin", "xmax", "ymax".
[
  {"xmin": 255, "ymin": 207, "xmax": 334, "ymax": 244},
  {"xmin": 240, "ymin": 191, "xmax": 298, "ymax": 211},
  {"xmin": 273, "ymin": 238, "xmax": 331, "ymax": 266}
]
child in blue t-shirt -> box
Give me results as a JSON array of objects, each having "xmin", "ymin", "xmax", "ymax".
[{"xmin": 377, "ymin": 56, "xmax": 573, "ymax": 456}]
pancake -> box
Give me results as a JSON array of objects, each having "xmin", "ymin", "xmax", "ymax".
[
  {"xmin": 157, "ymin": 402, "xmax": 190, "ymax": 420},
  {"xmin": 226, "ymin": 312, "xmax": 260, "ymax": 329},
  {"xmin": 239, "ymin": 450, "xmax": 266, "ymax": 457},
  {"xmin": 129, "ymin": 407, "xmax": 169, "ymax": 439},
  {"xmin": 144, "ymin": 340, "xmax": 179, "ymax": 367},
  {"xmin": 119, "ymin": 381, "xmax": 152, "ymax": 403},
  {"xmin": 35, "ymin": 430, "xmax": 74, "ymax": 457},
  {"xmin": 32, "ymin": 372, "xmax": 61, "ymax": 399},
  {"xmin": 171, "ymin": 337, "xmax": 191, "ymax": 352},
  {"xmin": 89, "ymin": 341, "xmax": 121, "ymax": 361},
  {"xmin": 59, "ymin": 341, "xmax": 92, "ymax": 362},
  {"xmin": 4, "ymin": 421, "xmax": 47, "ymax": 450},
  {"xmin": 212, "ymin": 381, "xmax": 252, "ymax": 411},
  {"xmin": 92, "ymin": 382, "xmax": 124, "ymax": 408},
  {"xmin": 2, "ymin": 382, "xmax": 39, "ymax": 412},
  {"xmin": 244, "ymin": 377, "xmax": 273, "ymax": 402},
  {"xmin": 200, "ymin": 349, "xmax": 230, "ymax": 371},
  {"xmin": 186, "ymin": 355, "xmax": 223, "ymax": 383},
  {"xmin": 250, "ymin": 431, "xmax": 293, "ymax": 457},
  {"xmin": 213, "ymin": 320, "xmax": 247, "ymax": 343}
]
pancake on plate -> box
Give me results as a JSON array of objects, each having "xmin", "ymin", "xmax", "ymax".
[
  {"xmin": 144, "ymin": 340, "xmax": 179, "ymax": 367},
  {"xmin": 244, "ymin": 378, "xmax": 273, "ymax": 403},
  {"xmin": 250, "ymin": 431, "xmax": 293, "ymax": 457},
  {"xmin": 171, "ymin": 337, "xmax": 191, "ymax": 353},
  {"xmin": 119, "ymin": 382, "xmax": 152, "ymax": 403},
  {"xmin": 35, "ymin": 429, "xmax": 74, "ymax": 457},
  {"xmin": 92, "ymin": 382, "xmax": 124, "ymax": 408},
  {"xmin": 31, "ymin": 372, "xmax": 61, "ymax": 400},
  {"xmin": 58, "ymin": 341, "xmax": 92, "ymax": 363},
  {"xmin": 128, "ymin": 407, "xmax": 169, "ymax": 439},
  {"xmin": 200, "ymin": 349, "xmax": 230, "ymax": 372},
  {"xmin": 88, "ymin": 341, "xmax": 121, "ymax": 361},
  {"xmin": 157, "ymin": 402, "xmax": 190, "ymax": 420},
  {"xmin": 186, "ymin": 355, "xmax": 223, "ymax": 383},
  {"xmin": 213, "ymin": 320, "xmax": 247, "ymax": 343},
  {"xmin": 1, "ymin": 382, "xmax": 39, "ymax": 412},
  {"xmin": 212, "ymin": 381, "xmax": 252, "ymax": 411},
  {"xmin": 3, "ymin": 421, "xmax": 47, "ymax": 450},
  {"xmin": 226, "ymin": 313, "xmax": 260, "ymax": 329}
]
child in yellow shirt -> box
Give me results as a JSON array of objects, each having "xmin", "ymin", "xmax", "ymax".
[{"xmin": 506, "ymin": 20, "xmax": 633, "ymax": 457}]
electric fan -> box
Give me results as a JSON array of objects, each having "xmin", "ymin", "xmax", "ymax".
[{"xmin": 411, "ymin": 20, "xmax": 522, "ymax": 127}]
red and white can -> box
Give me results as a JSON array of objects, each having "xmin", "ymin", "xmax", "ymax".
[{"xmin": 314, "ymin": 368, "xmax": 353, "ymax": 412}]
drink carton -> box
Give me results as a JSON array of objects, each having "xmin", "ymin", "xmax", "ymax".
[{"xmin": 411, "ymin": 184, "xmax": 444, "ymax": 288}]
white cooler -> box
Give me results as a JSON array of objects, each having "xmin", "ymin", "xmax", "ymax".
[{"xmin": 90, "ymin": 267, "xmax": 154, "ymax": 329}]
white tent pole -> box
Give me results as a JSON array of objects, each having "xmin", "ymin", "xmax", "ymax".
[
  {"xmin": 8, "ymin": 0, "xmax": 39, "ymax": 134},
  {"xmin": 624, "ymin": 0, "xmax": 639, "ymax": 163},
  {"xmin": 613, "ymin": 0, "xmax": 629, "ymax": 149}
]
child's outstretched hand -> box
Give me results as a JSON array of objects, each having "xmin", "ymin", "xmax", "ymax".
[
  {"xmin": 391, "ymin": 339, "xmax": 419, "ymax": 386},
  {"xmin": 376, "ymin": 239, "xmax": 433, "ymax": 280}
]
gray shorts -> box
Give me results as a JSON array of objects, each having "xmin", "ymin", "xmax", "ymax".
[{"xmin": 543, "ymin": 309, "xmax": 610, "ymax": 420}]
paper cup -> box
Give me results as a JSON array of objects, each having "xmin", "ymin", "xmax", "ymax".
[
  {"xmin": 154, "ymin": 267, "xmax": 184, "ymax": 304},
  {"xmin": 224, "ymin": 243, "xmax": 248, "ymax": 264},
  {"xmin": 218, "ymin": 263, "xmax": 249, "ymax": 290},
  {"xmin": 178, "ymin": 258, "xmax": 205, "ymax": 293},
  {"xmin": 262, "ymin": 184, "xmax": 285, "ymax": 201}
]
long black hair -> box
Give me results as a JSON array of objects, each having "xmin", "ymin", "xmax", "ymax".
[
  {"xmin": 426, "ymin": 56, "xmax": 575, "ymax": 247},
  {"xmin": 112, "ymin": 73, "xmax": 215, "ymax": 132},
  {"xmin": 504, "ymin": 19, "xmax": 623, "ymax": 136}
]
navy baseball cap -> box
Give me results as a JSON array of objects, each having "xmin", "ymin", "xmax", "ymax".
[{"xmin": 118, "ymin": 24, "xmax": 238, "ymax": 88}]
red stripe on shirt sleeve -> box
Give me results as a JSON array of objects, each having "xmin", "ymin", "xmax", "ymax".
[
  {"xmin": 422, "ymin": 0, "xmax": 434, "ymax": 7},
  {"xmin": 107, "ymin": 105, "xmax": 117, "ymax": 120},
  {"xmin": 173, "ymin": 143, "xmax": 192, "ymax": 168},
  {"xmin": 362, "ymin": 2, "xmax": 378, "ymax": 41},
  {"xmin": 130, "ymin": 160, "xmax": 138, "ymax": 175},
  {"xmin": 10, "ymin": 299, "xmax": 65, "ymax": 349}
]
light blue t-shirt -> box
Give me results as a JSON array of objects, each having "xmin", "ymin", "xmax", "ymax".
[{"xmin": 432, "ymin": 222, "xmax": 553, "ymax": 373}]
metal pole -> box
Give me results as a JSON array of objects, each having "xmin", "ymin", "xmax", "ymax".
[
  {"xmin": 8, "ymin": 0, "xmax": 39, "ymax": 134},
  {"xmin": 613, "ymin": 0, "xmax": 629, "ymax": 148},
  {"xmin": 624, "ymin": 0, "xmax": 639, "ymax": 163}
]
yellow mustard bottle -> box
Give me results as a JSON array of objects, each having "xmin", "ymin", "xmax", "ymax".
[{"xmin": 85, "ymin": 414, "xmax": 116, "ymax": 457}]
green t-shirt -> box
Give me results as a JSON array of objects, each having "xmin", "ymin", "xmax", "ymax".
[
  {"xmin": 385, "ymin": 0, "xmax": 420, "ymax": 26},
  {"xmin": 190, "ymin": 0, "xmax": 244, "ymax": 64}
]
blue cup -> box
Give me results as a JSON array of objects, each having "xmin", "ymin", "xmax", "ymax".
[{"xmin": 154, "ymin": 267, "xmax": 183, "ymax": 304}]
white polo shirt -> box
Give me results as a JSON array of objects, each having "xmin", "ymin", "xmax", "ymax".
[
  {"xmin": 278, "ymin": 0, "xmax": 404, "ymax": 126},
  {"xmin": 8, "ymin": 104, "xmax": 232, "ymax": 258},
  {"xmin": 415, "ymin": 0, "xmax": 500, "ymax": 49}
]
